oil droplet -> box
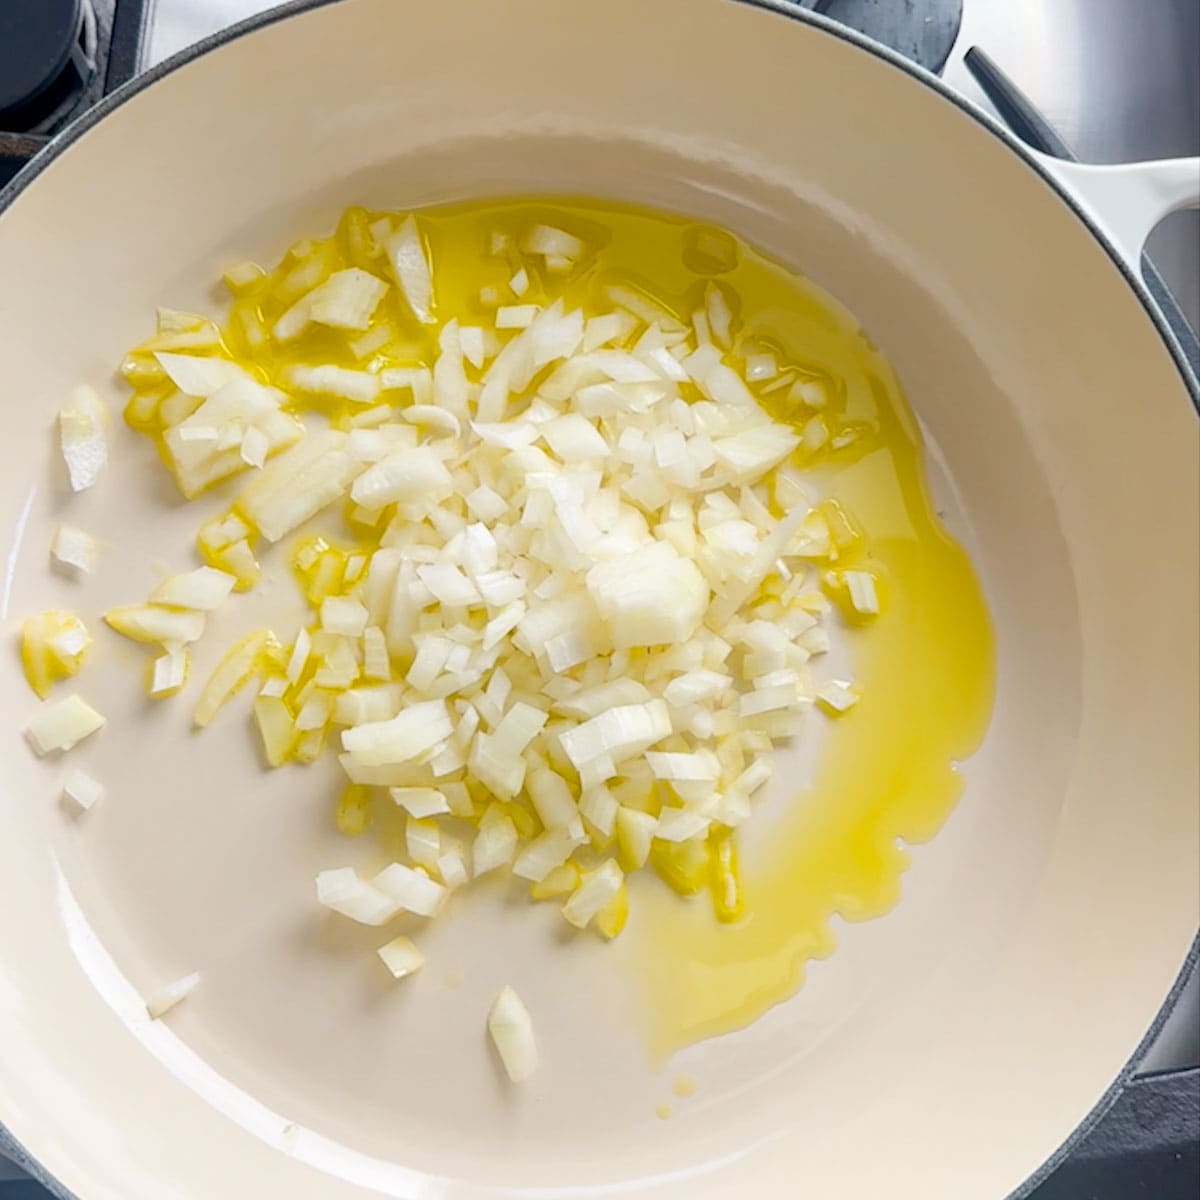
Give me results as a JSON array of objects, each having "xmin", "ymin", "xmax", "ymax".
[
  {"xmin": 671, "ymin": 1075, "xmax": 697, "ymax": 1099},
  {"xmin": 655, "ymin": 1102, "xmax": 673, "ymax": 1121},
  {"xmin": 442, "ymin": 969, "xmax": 464, "ymax": 989}
]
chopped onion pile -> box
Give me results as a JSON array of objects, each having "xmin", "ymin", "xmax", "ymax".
[
  {"xmin": 22, "ymin": 207, "xmax": 882, "ymax": 1074},
  {"xmin": 110, "ymin": 210, "xmax": 879, "ymax": 942}
]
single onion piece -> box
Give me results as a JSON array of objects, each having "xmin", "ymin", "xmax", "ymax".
[
  {"xmin": 495, "ymin": 304, "xmax": 540, "ymax": 330},
  {"xmin": 149, "ymin": 645, "xmax": 190, "ymax": 698},
  {"xmin": 400, "ymin": 405, "xmax": 461, "ymax": 439},
  {"xmin": 240, "ymin": 425, "xmax": 269, "ymax": 469},
  {"xmin": 286, "ymin": 364, "xmax": 381, "ymax": 405},
  {"xmin": 193, "ymin": 628, "xmax": 276, "ymax": 727},
  {"xmin": 62, "ymin": 767, "xmax": 104, "ymax": 812},
  {"xmin": 372, "ymin": 862, "xmax": 447, "ymax": 917},
  {"xmin": 146, "ymin": 972, "xmax": 201, "ymax": 1020},
  {"xmin": 154, "ymin": 352, "xmax": 246, "ymax": 397},
  {"xmin": 316, "ymin": 867, "xmax": 399, "ymax": 925},
  {"xmin": 25, "ymin": 694, "xmax": 105, "ymax": 756},
  {"xmin": 390, "ymin": 787, "xmax": 450, "ymax": 818},
  {"xmin": 50, "ymin": 524, "xmax": 98, "ymax": 574},
  {"xmin": 512, "ymin": 827, "xmax": 579, "ymax": 882},
  {"xmin": 616, "ymin": 807, "xmax": 657, "ymax": 870},
  {"xmin": 237, "ymin": 430, "xmax": 362, "ymax": 543},
  {"xmin": 473, "ymin": 804, "xmax": 519, "ymax": 875},
  {"xmin": 59, "ymin": 384, "xmax": 108, "ymax": 492},
  {"xmin": 842, "ymin": 569, "xmax": 881, "ymax": 617},
  {"xmin": 149, "ymin": 566, "xmax": 236, "ymax": 612},
  {"xmin": 320, "ymin": 596, "xmax": 369, "ymax": 637},
  {"xmin": 523, "ymin": 224, "xmax": 584, "ymax": 260},
  {"xmin": 487, "ymin": 985, "xmax": 538, "ymax": 1083},
  {"xmin": 308, "ymin": 267, "xmax": 389, "ymax": 331},
  {"xmin": 386, "ymin": 216, "xmax": 436, "ymax": 325},
  {"xmin": 817, "ymin": 679, "xmax": 859, "ymax": 714},
  {"xmin": 562, "ymin": 859, "xmax": 624, "ymax": 929},
  {"xmin": 377, "ymin": 936, "xmax": 425, "ymax": 980},
  {"xmin": 655, "ymin": 807, "xmax": 712, "ymax": 843}
]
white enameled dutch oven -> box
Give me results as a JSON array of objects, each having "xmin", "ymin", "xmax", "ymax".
[{"xmin": 0, "ymin": 2, "xmax": 1196, "ymax": 1197}]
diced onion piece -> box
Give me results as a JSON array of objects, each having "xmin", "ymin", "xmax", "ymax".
[
  {"xmin": 51, "ymin": 525, "xmax": 98, "ymax": 574},
  {"xmin": 308, "ymin": 267, "xmax": 389, "ymax": 330},
  {"xmin": 237, "ymin": 430, "xmax": 362, "ymax": 542},
  {"xmin": 285, "ymin": 627, "xmax": 311, "ymax": 684},
  {"xmin": 154, "ymin": 352, "xmax": 246, "ymax": 396},
  {"xmin": 377, "ymin": 936, "xmax": 425, "ymax": 980},
  {"xmin": 459, "ymin": 325, "xmax": 486, "ymax": 368},
  {"xmin": 62, "ymin": 767, "xmax": 104, "ymax": 812},
  {"xmin": 105, "ymin": 604, "xmax": 206, "ymax": 645},
  {"xmin": 655, "ymin": 807, "xmax": 711, "ymax": 842},
  {"xmin": 527, "ymin": 767, "xmax": 581, "ymax": 831},
  {"xmin": 843, "ymin": 569, "xmax": 881, "ymax": 616},
  {"xmin": 149, "ymin": 645, "xmax": 190, "ymax": 698},
  {"xmin": 372, "ymin": 862, "xmax": 447, "ymax": 916},
  {"xmin": 495, "ymin": 305, "xmax": 539, "ymax": 329},
  {"xmin": 817, "ymin": 679, "xmax": 859, "ymax": 714},
  {"xmin": 712, "ymin": 424, "xmax": 800, "ymax": 483},
  {"xmin": 586, "ymin": 542, "xmax": 708, "ymax": 650},
  {"xmin": 487, "ymin": 985, "xmax": 538, "ymax": 1083},
  {"xmin": 379, "ymin": 365, "xmax": 433, "ymax": 403},
  {"xmin": 523, "ymin": 224, "xmax": 584, "ymax": 260},
  {"xmin": 417, "ymin": 563, "xmax": 480, "ymax": 607},
  {"xmin": 406, "ymin": 816, "xmax": 441, "ymax": 870},
  {"xmin": 473, "ymin": 804, "xmax": 519, "ymax": 875},
  {"xmin": 320, "ymin": 596, "xmax": 369, "ymax": 637},
  {"xmin": 509, "ymin": 267, "xmax": 529, "ymax": 297},
  {"xmin": 558, "ymin": 700, "xmax": 672, "ymax": 771},
  {"xmin": 286, "ymin": 364, "xmax": 381, "ymax": 405},
  {"xmin": 22, "ymin": 610, "xmax": 91, "ymax": 698},
  {"xmin": 401, "ymin": 405, "xmax": 461, "ymax": 439},
  {"xmin": 530, "ymin": 862, "xmax": 580, "ymax": 900},
  {"xmin": 438, "ymin": 847, "xmax": 470, "ymax": 889},
  {"xmin": 59, "ymin": 384, "xmax": 108, "ymax": 492},
  {"xmin": 390, "ymin": 787, "xmax": 450, "ymax": 817},
  {"xmin": 387, "ymin": 216, "xmax": 436, "ymax": 324},
  {"xmin": 616, "ymin": 807, "xmax": 657, "ymax": 870},
  {"xmin": 664, "ymin": 669, "xmax": 729, "ymax": 707},
  {"xmin": 240, "ymin": 425, "xmax": 269, "ymax": 469},
  {"xmin": 146, "ymin": 972, "xmax": 201, "ymax": 1019},
  {"xmin": 512, "ymin": 827, "xmax": 580, "ymax": 882},
  {"xmin": 254, "ymin": 695, "xmax": 296, "ymax": 766},
  {"xmin": 317, "ymin": 867, "xmax": 399, "ymax": 925},
  {"xmin": 562, "ymin": 859, "xmax": 624, "ymax": 929},
  {"xmin": 149, "ymin": 566, "xmax": 236, "ymax": 611},
  {"xmin": 25, "ymin": 694, "xmax": 105, "ymax": 756},
  {"xmin": 579, "ymin": 784, "xmax": 618, "ymax": 837},
  {"xmin": 194, "ymin": 628, "xmax": 276, "ymax": 727},
  {"xmin": 351, "ymin": 446, "xmax": 453, "ymax": 511},
  {"xmin": 362, "ymin": 625, "xmax": 390, "ymax": 681},
  {"xmin": 341, "ymin": 699, "xmax": 453, "ymax": 767},
  {"xmin": 645, "ymin": 751, "xmax": 719, "ymax": 782}
]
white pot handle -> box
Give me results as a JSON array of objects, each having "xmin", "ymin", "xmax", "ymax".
[{"xmin": 1032, "ymin": 152, "xmax": 1200, "ymax": 275}]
